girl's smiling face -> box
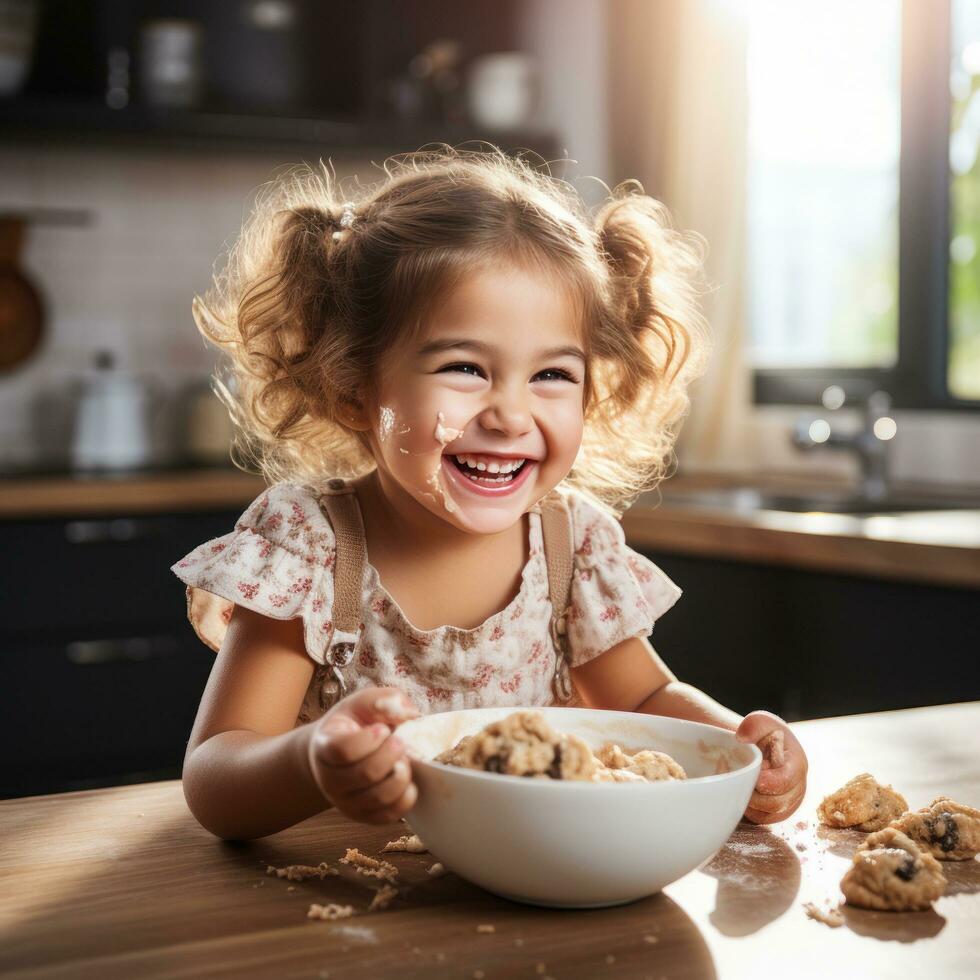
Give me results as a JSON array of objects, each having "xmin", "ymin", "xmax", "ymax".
[{"xmin": 365, "ymin": 260, "xmax": 587, "ymax": 535}]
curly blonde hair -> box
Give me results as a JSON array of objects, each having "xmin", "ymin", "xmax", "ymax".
[{"xmin": 194, "ymin": 145, "xmax": 710, "ymax": 516}]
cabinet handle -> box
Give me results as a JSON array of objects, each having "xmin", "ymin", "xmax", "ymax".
[
  {"xmin": 65, "ymin": 635, "xmax": 180, "ymax": 665},
  {"xmin": 64, "ymin": 518, "xmax": 173, "ymax": 544}
]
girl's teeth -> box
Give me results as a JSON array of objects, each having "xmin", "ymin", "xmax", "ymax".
[
  {"xmin": 454, "ymin": 455, "xmax": 525, "ymax": 474},
  {"xmin": 452, "ymin": 455, "xmax": 528, "ymax": 483}
]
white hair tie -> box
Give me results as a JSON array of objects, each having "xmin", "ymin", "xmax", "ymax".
[{"xmin": 332, "ymin": 202, "xmax": 356, "ymax": 241}]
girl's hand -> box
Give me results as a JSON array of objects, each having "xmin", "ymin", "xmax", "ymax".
[
  {"xmin": 306, "ymin": 686, "xmax": 421, "ymax": 825},
  {"xmin": 735, "ymin": 710, "xmax": 808, "ymax": 825}
]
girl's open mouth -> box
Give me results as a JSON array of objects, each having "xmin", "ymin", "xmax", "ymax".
[{"xmin": 442, "ymin": 454, "xmax": 535, "ymax": 496}]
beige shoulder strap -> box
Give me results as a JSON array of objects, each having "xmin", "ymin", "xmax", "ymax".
[
  {"xmin": 538, "ymin": 492, "xmax": 575, "ymax": 702},
  {"xmin": 317, "ymin": 481, "xmax": 367, "ymax": 693}
]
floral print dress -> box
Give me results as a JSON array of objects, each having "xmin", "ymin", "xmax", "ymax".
[{"xmin": 171, "ymin": 480, "xmax": 682, "ymax": 724}]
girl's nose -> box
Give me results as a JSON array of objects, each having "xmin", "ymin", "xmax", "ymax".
[{"xmin": 479, "ymin": 387, "xmax": 533, "ymax": 437}]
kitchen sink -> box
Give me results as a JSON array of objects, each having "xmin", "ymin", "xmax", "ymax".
[{"xmin": 655, "ymin": 486, "xmax": 980, "ymax": 516}]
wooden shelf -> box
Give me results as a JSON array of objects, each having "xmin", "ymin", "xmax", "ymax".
[{"xmin": 0, "ymin": 97, "xmax": 561, "ymax": 158}]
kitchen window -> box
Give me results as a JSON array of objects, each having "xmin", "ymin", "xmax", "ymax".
[{"xmin": 748, "ymin": 0, "xmax": 980, "ymax": 410}]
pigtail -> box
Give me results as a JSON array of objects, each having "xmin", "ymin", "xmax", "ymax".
[
  {"xmin": 595, "ymin": 182, "xmax": 709, "ymax": 385},
  {"xmin": 192, "ymin": 171, "xmax": 374, "ymax": 484},
  {"xmin": 569, "ymin": 184, "xmax": 710, "ymax": 514}
]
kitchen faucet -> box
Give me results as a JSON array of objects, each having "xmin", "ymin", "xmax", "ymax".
[{"xmin": 791, "ymin": 386, "xmax": 897, "ymax": 501}]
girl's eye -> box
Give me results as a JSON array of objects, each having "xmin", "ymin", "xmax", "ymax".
[
  {"xmin": 533, "ymin": 368, "xmax": 579, "ymax": 383},
  {"xmin": 439, "ymin": 364, "xmax": 578, "ymax": 384},
  {"xmin": 437, "ymin": 363, "xmax": 580, "ymax": 383},
  {"xmin": 439, "ymin": 362, "xmax": 485, "ymax": 378}
]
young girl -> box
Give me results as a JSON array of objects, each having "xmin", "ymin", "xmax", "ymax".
[{"xmin": 173, "ymin": 147, "xmax": 807, "ymax": 840}]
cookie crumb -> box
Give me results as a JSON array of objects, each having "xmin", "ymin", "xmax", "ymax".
[
  {"xmin": 410, "ymin": 946, "xmax": 422, "ymax": 955},
  {"xmin": 435, "ymin": 952, "xmax": 447, "ymax": 962},
  {"xmin": 795, "ymin": 842, "xmax": 808, "ymax": 852},
  {"xmin": 381, "ymin": 834, "xmax": 428, "ymax": 854},
  {"xmin": 605, "ymin": 954, "xmax": 616, "ymax": 964},
  {"xmin": 427, "ymin": 862, "xmax": 446, "ymax": 877},
  {"xmin": 514, "ymin": 937, "xmax": 525, "ymax": 947},
  {"xmin": 267, "ymin": 862, "xmax": 336, "ymax": 881},
  {"xmin": 476, "ymin": 924, "xmax": 495, "ymax": 933},
  {"xmin": 308, "ymin": 903, "xmax": 354, "ymax": 921},
  {"xmin": 795, "ymin": 820, "xmax": 808, "ymax": 830},
  {"xmin": 340, "ymin": 848, "xmax": 399, "ymax": 882},
  {"xmin": 287, "ymin": 886, "xmax": 296, "ymax": 892},
  {"xmin": 643, "ymin": 934, "xmax": 659, "ymax": 944},
  {"xmin": 535, "ymin": 965, "xmax": 547, "ymax": 975},
  {"xmin": 803, "ymin": 902, "xmax": 844, "ymax": 928},
  {"xmin": 368, "ymin": 884, "xmax": 399, "ymax": 912},
  {"xmin": 473, "ymin": 972, "xmax": 485, "ymax": 979}
]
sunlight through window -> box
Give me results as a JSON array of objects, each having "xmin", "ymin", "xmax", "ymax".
[{"xmin": 747, "ymin": 1, "xmax": 902, "ymax": 369}]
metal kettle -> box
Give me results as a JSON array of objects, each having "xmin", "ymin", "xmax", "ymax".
[{"xmin": 71, "ymin": 350, "xmax": 159, "ymax": 472}]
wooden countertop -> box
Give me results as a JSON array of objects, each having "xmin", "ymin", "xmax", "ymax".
[
  {"xmin": 0, "ymin": 468, "xmax": 266, "ymax": 519},
  {"xmin": 1, "ymin": 468, "xmax": 977, "ymax": 589},
  {"xmin": 2, "ymin": 702, "xmax": 978, "ymax": 979},
  {"xmin": 623, "ymin": 473, "xmax": 980, "ymax": 590}
]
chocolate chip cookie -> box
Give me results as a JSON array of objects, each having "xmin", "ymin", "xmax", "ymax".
[
  {"xmin": 889, "ymin": 796, "xmax": 980, "ymax": 861},
  {"xmin": 817, "ymin": 773, "xmax": 908, "ymax": 832},
  {"xmin": 840, "ymin": 827, "xmax": 946, "ymax": 911}
]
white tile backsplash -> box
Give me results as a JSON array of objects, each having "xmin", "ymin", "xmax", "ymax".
[
  {"xmin": 2, "ymin": 142, "xmax": 978, "ymax": 487},
  {"xmin": 0, "ymin": 145, "xmax": 370, "ymax": 469}
]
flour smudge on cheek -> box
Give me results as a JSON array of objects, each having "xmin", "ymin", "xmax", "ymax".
[
  {"xmin": 377, "ymin": 405, "xmax": 412, "ymax": 451},
  {"xmin": 426, "ymin": 411, "xmax": 465, "ymax": 514}
]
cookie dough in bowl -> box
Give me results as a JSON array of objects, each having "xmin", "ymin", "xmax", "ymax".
[{"xmin": 397, "ymin": 707, "xmax": 762, "ymax": 908}]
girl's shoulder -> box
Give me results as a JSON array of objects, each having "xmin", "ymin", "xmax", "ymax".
[
  {"xmin": 232, "ymin": 479, "xmax": 339, "ymax": 559},
  {"xmin": 170, "ymin": 479, "xmax": 342, "ymax": 661},
  {"xmin": 556, "ymin": 485, "xmax": 631, "ymax": 564},
  {"xmin": 555, "ymin": 485, "xmax": 683, "ymax": 668}
]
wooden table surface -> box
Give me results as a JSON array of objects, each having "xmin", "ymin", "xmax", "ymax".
[{"xmin": 2, "ymin": 703, "xmax": 978, "ymax": 980}]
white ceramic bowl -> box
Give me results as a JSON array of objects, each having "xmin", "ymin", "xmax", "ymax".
[{"xmin": 399, "ymin": 706, "xmax": 762, "ymax": 908}]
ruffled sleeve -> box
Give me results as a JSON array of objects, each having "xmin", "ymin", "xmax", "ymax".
[
  {"xmin": 170, "ymin": 482, "xmax": 337, "ymax": 664},
  {"xmin": 564, "ymin": 490, "xmax": 682, "ymax": 668}
]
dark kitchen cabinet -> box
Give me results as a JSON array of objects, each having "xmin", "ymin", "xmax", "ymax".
[
  {"xmin": 642, "ymin": 550, "xmax": 980, "ymax": 721},
  {"xmin": 1, "ymin": 0, "xmax": 558, "ymax": 158},
  {"xmin": 0, "ymin": 508, "xmax": 237, "ymax": 798}
]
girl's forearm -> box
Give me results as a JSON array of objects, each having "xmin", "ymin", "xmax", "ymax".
[
  {"xmin": 182, "ymin": 724, "xmax": 329, "ymax": 840},
  {"xmin": 637, "ymin": 680, "xmax": 742, "ymax": 732}
]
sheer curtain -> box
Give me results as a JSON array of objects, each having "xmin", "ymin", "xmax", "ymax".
[{"xmin": 608, "ymin": 0, "xmax": 751, "ymax": 472}]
